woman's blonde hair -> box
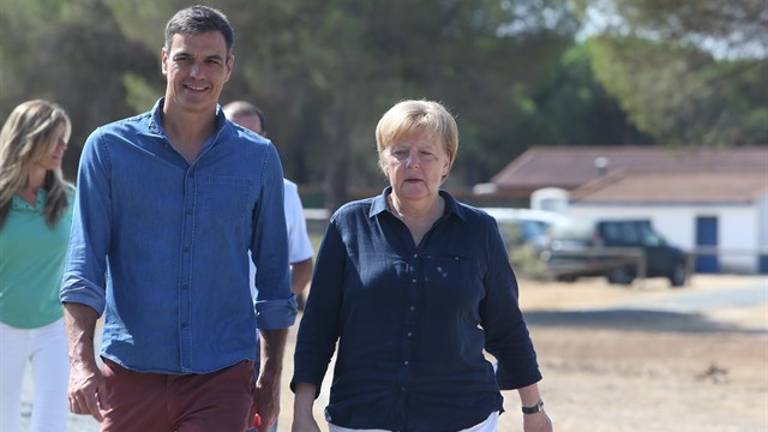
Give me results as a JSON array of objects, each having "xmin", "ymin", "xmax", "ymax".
[
  {"xmin": 0, "ymin": 99, "xmax": 72, "ymax": 229},
  {"xmin": 375, "ymin": 99, "xmax": 459, "ymax": 178}
]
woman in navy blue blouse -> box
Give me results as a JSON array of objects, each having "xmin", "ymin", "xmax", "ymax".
[{"xmin": 292, "ymin": 100, "xmax": 552, "ymax": 432}]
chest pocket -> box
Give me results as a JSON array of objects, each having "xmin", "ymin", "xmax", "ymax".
[
  {"xmin": 423, "ymin": 254, "xmax": 483, "ymax": 307},
  {"xmin": 198, "ymin": 175, "xmax": 252, "ymax": 225}
]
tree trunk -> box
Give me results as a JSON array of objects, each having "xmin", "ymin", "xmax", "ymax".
[{"xmin": 323, "ymin": 99, "xmax": 351, "ymax": 212}]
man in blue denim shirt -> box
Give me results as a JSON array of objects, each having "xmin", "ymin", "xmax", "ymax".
[{"xmin": 60, "ymin": 6, "xmax": 296, "ymax": 431}]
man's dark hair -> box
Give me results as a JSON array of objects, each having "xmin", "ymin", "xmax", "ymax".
[{"xmin": 164, "ymin": 5, "xmax": 235, "ymax": 53}]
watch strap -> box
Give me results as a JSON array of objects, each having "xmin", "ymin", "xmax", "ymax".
[{"xmin": 522, "ymin": 399, "xmax": 544, "ymax": 414}]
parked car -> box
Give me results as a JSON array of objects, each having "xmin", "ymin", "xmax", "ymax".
[{"xmin": 543, "ymin": 219, "xmax": 689, "ymax": 287}]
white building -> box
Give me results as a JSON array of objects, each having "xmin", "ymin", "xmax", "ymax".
[{"xmin": 567, "ymin": 171, "xmax": 768, "ymax": 273}]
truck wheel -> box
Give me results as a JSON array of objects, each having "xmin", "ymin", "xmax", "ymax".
[
  {"xmin": 607, "ymin": 266, "xmax": 634, "ymax": 285},
  {"xmin": 669, "ymin": 264, "xmax": 687, "ymax": 288}
]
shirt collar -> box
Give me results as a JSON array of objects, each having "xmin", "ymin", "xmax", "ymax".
[
  {"xmin": 145, "ymin": 98, "xmax": 229, "ymax": 139},
  {"xmin": 368, "ymin": 186, "xmax": 467, "ymax": 222},
  {"xmin": 11, "ymin": 189, "xmax": 47, "ymax": 213},
  {"xmin": 145, "ymin": 98, "xmax": 165, "ymax": 136}
]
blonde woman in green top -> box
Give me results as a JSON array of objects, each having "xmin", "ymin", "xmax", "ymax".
[{"xmin": 0, "ymin": 99, "xmax": 74, "ymax": 432}]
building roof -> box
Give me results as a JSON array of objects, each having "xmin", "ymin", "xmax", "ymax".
[
  {"xmin": 570, "ymin": 171, "xmax": 768, "ymax": 204},
  {"xmin": 491, "ymin": 146, "xmax": 768, "ymax": 192}
]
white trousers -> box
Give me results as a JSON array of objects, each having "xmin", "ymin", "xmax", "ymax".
[
  {"xmin": 0, "ymin": 318, "xmax": 69, "ymax": 432},
  {"xmin": 329, "ymin": 410, "xmax": 499, "ymax": 432}
]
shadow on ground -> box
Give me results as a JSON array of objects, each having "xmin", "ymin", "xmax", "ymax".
[{"xmin": 524, "ymin": 309, "xmax": 766, "ymax": 334}]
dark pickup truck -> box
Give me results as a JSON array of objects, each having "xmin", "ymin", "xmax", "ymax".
[{"xmin": 543, "ymin": 219, "xmax": 689, "ymax": 287}]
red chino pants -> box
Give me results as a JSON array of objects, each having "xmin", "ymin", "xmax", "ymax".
[{"xmin": 98, "ymin": 358, "xmax": 253, "ymax": 432}]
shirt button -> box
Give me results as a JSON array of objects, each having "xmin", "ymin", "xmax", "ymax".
[
  {"xmin": 411, "ymin": 278, "xmax": 417, "ymax": 283},
  {"xmin": 413, "ymin": 253, "xmax": 418, "ymax": 258},
  {"xmin": 401, "ymin": 386, "xmax": 407, "ymax": 391},
  {"xmin": 407, "ymin": 332, "xmax": 413, "ymax": 337},
  {"xmin": 409, "ymin": 306, "xmax": 415, "ymax": 311},
  {"xmin": 403, "ymin": 360, "xmax": 409, "ymax": 366}
]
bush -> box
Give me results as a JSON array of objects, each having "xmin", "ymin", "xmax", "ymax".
[{"xmin": 509, "ymin": 245, "xmax": 550, "ymax": 280}]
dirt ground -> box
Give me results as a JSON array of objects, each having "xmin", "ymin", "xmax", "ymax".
[{"xmin": 276, "ymin": 275, "xmax": 768, "ymax": 432}]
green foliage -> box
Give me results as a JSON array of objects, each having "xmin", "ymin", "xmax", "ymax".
[
  {"xmin": 592, "ymin": 0, "xmax": 767, "ymax": 57},
  {"xmin": 123, "ymin": 73, "xmax": 161, "ymax": 114},
  {"xmin": 509, "ymin": 245, "xmax": 551, "ymax": 280},
  {"xmin": 104, "ymin": 0, "xmax": 171, "ymax": 51},
  {"xmin": 588, "ymin": 34, "xmax": 767, "ymax": 146},
  {"xmin": 0, "ymin": 0, "xmax": 158, "ymax": 179},
  {"xmin": 577, "ymin": 0, "xmax": 767, "ymax": 146}
]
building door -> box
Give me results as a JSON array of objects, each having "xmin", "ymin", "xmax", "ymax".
[{"xmin": 695, "ymin": 216, "xmax": 719, "ymax": 273}]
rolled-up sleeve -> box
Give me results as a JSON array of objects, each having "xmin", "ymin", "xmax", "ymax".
[
  {"xmin": 291, "ymin": 219, "xmax": 344, "ymax": 396},
  {"xmin": 480, "ymin": 216, "xmax": 542, "ymax": 389},
  {"xmin": 252, "ymin": 144, "xmax": 297, "ymax": 330},
  {"xmin": 60, "ymin": 128, "xmax": 112, "ymax": 315}
]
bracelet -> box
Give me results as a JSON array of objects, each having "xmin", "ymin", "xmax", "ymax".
[{"xmin": 522, "ymin": 399, "xmax": 544, "ymax": 414}]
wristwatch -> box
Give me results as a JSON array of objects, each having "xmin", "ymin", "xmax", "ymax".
[{"xmin": 522, "ymin": 399, "xmax": 544, "ymax": 414}]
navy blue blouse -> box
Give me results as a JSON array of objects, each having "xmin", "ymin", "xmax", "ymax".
[{"xmin": 292, "ymin": 188, "xmax": 541, "ymax": 431}]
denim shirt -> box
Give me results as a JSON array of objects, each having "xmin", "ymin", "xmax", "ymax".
[
  {"xmin": 292, "ymin": 188, "xmax": 541, "ymax": 432},
  {"xmin": 61, "ymin": 99, "xmax": 296, "ymax": 374}
]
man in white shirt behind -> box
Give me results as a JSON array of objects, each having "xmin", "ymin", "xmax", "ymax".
[{"xmin": 223, "ymin": 101, "xmax": 314, "ymax": 310}]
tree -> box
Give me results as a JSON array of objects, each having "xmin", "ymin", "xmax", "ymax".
[
  {"xmin": 2, "ymin": 0, "xmax": 651, "ymax": 207},
  {"xmin": 105, "ymin": 0, "xmax": 580, "ymax": 208},
  {"xmin": 574, "ymin": 0, "xmax": 768, "ymax": 59},
  {"xmin": 528, "ymin": 43, "xmax": 653, "ymax": 146},
  {"xmin": 0, "ymin": 0, "xmax": 158, "ymax": 179},
  {"xmin": 574, "ymin": 0, "xmax": 768, "ymax": 146}
]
